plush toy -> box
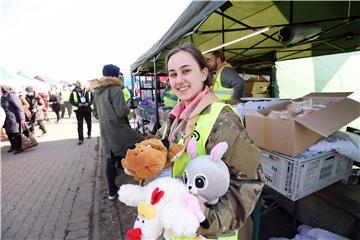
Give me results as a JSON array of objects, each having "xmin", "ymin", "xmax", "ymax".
[
  {"xmin": 121, "ymin": 138, "xmax": 184, "ymax": 181},
  {"xmin": 118, "ymin": 177, "xmax": 208, "ymax": 240},
  {"xmin": 184, "ymin": 138, "xmax": 230, "ymax": 205}
]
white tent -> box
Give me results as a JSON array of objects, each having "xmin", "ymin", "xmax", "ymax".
[{"xmin": 0, "ymin": 66, "xmax": 50, "ymax": 93}]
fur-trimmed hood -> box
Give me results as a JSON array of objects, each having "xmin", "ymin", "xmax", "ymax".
[{"xmin": 90, "ymin": 76, "xmax": 123, "ymax": 90}]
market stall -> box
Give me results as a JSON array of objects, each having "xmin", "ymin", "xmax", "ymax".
[{"xmin": 130, "ymin": 1, "xmax": 360, "ymax": 239}]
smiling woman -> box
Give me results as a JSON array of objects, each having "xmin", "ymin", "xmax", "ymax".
[
  {"xmin": 154, "ymin": 43, "xmax": 264, "ymax": 239},
  {"xmin": 167, "ymin": 48, "xmax": 211, "ymax": 106}
]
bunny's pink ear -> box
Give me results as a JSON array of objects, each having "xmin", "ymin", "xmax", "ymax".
[
  {"xmin": 210, "ymin": 142, "xmax": 228, "ymax": 162},
  {"xmin": 187, "ymin": 138, "xmax": 198, "ymax": 159}
]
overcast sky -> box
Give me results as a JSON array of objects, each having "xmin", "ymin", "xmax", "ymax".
[{"xmin": 1, "ymin": 0, "xmax": 192, "ymax": 83}]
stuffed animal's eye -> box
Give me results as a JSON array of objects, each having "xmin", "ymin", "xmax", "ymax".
[
  {"xmin": 146, "ymin": 144, "xmax": 152, "ymax": 149},
  {"xmin": 195, "ymin": 175, "xmax": 206, "ymax": 189},
  {"xmin": 183, "ymin": 170, "xmax": 188, "ymax": 184}
]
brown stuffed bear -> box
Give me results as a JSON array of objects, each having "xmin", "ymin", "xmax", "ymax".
[{"xmin": 121, "ymin": 138, "xmax": 184, "ymax": 182}]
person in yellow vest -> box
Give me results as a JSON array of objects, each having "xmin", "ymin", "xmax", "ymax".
[
  {"xmin": 122, "ymin": 87, "xmax": 132, "ymax": 103},
  {"xmin": 59, "ymin": 84, "xmax": 73, "ymax": 118},
  {"xmin": 208, "ymin": 50, "xmax": 245, "ymax": 101},
  {"xmin": 118, "ymin": 72, "xmax": 132, "ymax": 103},
  {"xmin": 119, "ymin": 72, "xmax": 133, "ymax": 122},
  {"xmin": 69, "ymin": 80, "xmax": 93, "ymax": 145},
  {"xmin": 153, "ymin": 43, "xmax": 263, "ymax": 239},
  {"xmin": 161, "ymin": 81, "xmax": 178, "ymax": 108}
]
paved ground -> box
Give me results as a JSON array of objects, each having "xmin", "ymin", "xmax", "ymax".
[
  {"xmin": 1, "ymin": 111, "xmax": 141, "ymax": 240},
  {"xmin": 1, "ymin": 113, "xmax": 101, "ymax": 240}
]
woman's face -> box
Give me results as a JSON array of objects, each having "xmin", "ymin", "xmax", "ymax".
[{"xmin": 167, "ymin": 51, "xmax": 208, "ymax": 106}]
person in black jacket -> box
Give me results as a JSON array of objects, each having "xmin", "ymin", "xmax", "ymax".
[
  {"xmin": 1, "ymin": 85, "xmax": 26, "ymax": 154},
  {"xmin": 49, "ymin": 88, "xmax": 61, "ymax": 123},
  {"xmin": 69, "ymin": 80, "xmax": 93, "ymax": 145}
]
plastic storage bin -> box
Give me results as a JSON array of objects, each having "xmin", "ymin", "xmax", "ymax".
[{"xmin": 261, "ymin": 149, "xmax": 353, "ymax": 201}]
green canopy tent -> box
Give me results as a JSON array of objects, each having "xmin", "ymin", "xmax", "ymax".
[
  {"xmin": 131, "ymin": 1, "xmax": 360, "ymax": 74},
  {"xmin": 131, "ymin": 0, "xmax": 360, "ymax": 136}
]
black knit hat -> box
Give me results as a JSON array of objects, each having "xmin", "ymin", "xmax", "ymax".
[
  {"xmin": 25, "ymin": 86, "xmax": 34, "ymax": 92},
  {"xmin": 102, "ymin": 64, "xmax": 120, "ymax": 77}
]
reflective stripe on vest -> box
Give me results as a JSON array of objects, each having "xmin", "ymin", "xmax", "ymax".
[
  {"xmin": 172, "ymin": 102, "xmax": 229, "ymax": 178},
  {"xmin": 72, "ymin": 91, "xmax": 92, "ymax": 111},
  {"xmin": 122, "ymin": 88, "xmax": 131, "ymax": 102},
  {"xmin": 213, "ymin": 66, "xmax": 234, "ymax": 101}
]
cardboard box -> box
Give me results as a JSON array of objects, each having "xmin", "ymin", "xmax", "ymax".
[
  {"xmin": 245, "ymin": 92, "xmax": 360, "ymax": 156},
  {"xmin": 244, "ymin": 79, "xmax": 270, "ymax": 97},
  {"xmin": 252, "ymin": 93, "xmax": 270, "ymax": 98}
]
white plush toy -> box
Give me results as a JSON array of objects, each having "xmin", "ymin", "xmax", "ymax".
[
  {"xmin": 118, "ymin": 138, "xmax": 230, "ymax": 240},
  {"xmin": 184, "ymin": 138, "xmax": 230, "ymax": 205},
  {"xmin": 118, "ymin": 177, "xmax": 208, "ymax": 240}
]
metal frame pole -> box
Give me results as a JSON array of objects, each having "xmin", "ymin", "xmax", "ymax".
[{"xmin": 153, "ymin": 55, "xmax": 160, "ymax": 131}]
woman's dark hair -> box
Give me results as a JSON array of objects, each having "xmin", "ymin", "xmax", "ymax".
[{"xmin": 165, "ymin": 43, "xmax": 213, "ymax": 87}]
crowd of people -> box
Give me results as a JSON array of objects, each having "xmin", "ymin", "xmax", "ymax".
[
  {"xmin": 0, "ymin": 83, "xmax": 77, "ymax": 154},
  {"xmin": 1, "ymin": 43, "xmax": 263, "ymax": 239}
]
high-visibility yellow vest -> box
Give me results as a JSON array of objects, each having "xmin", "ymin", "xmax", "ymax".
[
  {"xmin": 212, "ymin": 65, "xmax": 234, "ymax": 101},
  {"xmin": 122, "ymin": 88, "xmax": 131, "ymax": 102},
  {"xmin": 60, "ymin": 89, "xmax": 71, "ymax": 102},
  {"xmin": 171, "ymin": 101, "xmax": 238, "ymax": 240},
  {"xmin": 72, "ymin": 91, "xmax": 92, "ymax": 111},
  {"xmin": 163, "ymin": 88, "xmax": 178, "ymax": 108},
  {"xmin": 170, "ymin": 102, "xmax": 240, "ymax": 240},
  {"xmin": 172, "ymin": 102, "xmax": 229, "ymax": 177}
]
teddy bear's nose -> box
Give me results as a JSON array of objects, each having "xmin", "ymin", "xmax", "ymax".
[
  {"xmin": 129, "ymin": 144, "xmax": 136, "ymax": 150},
  {"xmin": 188, "ymin": 186, "xmax": 192, "ymax": 191}
]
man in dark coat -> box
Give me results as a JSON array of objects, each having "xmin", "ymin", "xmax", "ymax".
[
  {"xmin": 69, "ymin": 80, "xmax": 93, "ymax": 145},
  {"xmin": 90, "ymin": 64, "xmax": 144, "ymax": 200},
  {"xmin": 1, "ymin": 85, "xmax": 26, "ymax": 154}
]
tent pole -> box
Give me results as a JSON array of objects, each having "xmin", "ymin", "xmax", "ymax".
[
  {"xmin": 138, "ymin": 72, "xmax": 142, "ymax": 100},
  {"xmin": 289, "ymin": 1, "xmax": 293, "ymax": 25},
  {"xmin": 131, "ymin": 74, "xmax": 135, "ymax": 96},
  {"xmin": 152, "ymin": 55, "xmax": 160, "ymax": 132},
  {"xmin": 222, "ymin": 14, "xmax": 225, "ymax": 51},
  {"xmin": 271, "ymin": 52, "xmax": 277, "ymax": 98}
]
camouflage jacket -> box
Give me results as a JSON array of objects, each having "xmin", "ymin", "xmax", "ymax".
[{"xmin": 156, "ymin": 91, "xmax": 264, "ymax": 238}]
